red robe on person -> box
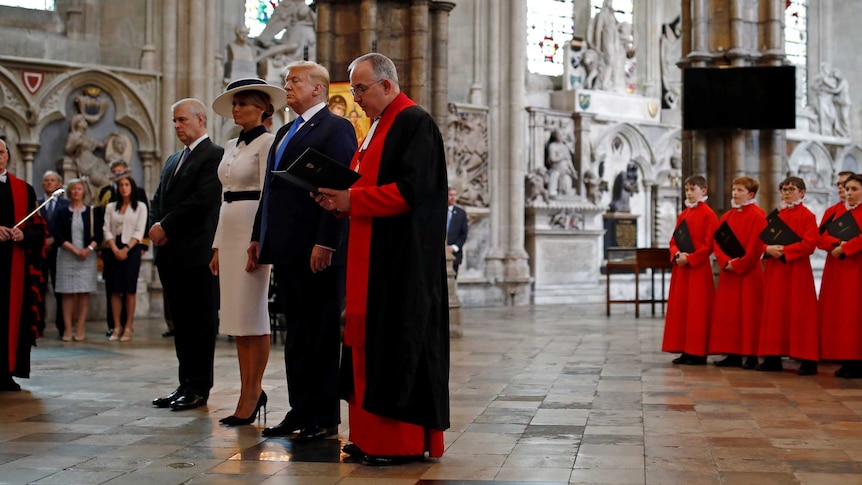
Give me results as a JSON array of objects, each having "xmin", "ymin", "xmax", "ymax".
[
  {"xmin": 340, "ymin": 93, "xmax": 448, "ymax": 458},
  {"xmin": 758, "ymin": 203, "xmax": 819, "ymax": 360},
  {"xmin": 662, "ymin": 201, "xmax": 718, "ymax": 357},
  {"xmin": 818, "ymin": 204, "xmax": 862, "ymax": 360},
  {"xmin": 708, "ymin": 203, "xmax": 766, "ymax": 356}
]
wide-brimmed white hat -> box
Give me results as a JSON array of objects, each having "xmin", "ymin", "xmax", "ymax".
[{"xmin": 212, "ymin": 78, "xmax": 287, "ymax": 118}]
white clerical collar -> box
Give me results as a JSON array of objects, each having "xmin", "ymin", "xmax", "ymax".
[
  {"xmin": 684, "ymin": 196, "xmax": 708, "ymax": 209},
  {"xmin": 360, "ymin": 117, "xmax": 381, "ymax": 152},
  {"xmin": 731, "ymin": 199, "xmax": 757, "ymax": 210},
  {"xmin": 780, "ymin": 199, "xmax": 804, "ymax": 210},
  {"xmin": 0, "ymin": 170, "xmax": 6, "ymax": 183}
]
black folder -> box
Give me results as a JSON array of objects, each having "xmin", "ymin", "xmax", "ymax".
[
  {"xmin": 765, "ymin": 209, "xmax": 779, "ymax": 223},
  {"xmin": 759, "ymin": 214, "xmax": 802, "ymax": 246},
  {"xmin": 673, "ymin": 219, "xmax": 695, "ymax": 254},
  {"xmin": 819, "ymin": 212, "xmax": 836, "ymax": 235},
  {"xmin": 826, "ymin": 211, "xmax": 862, "ymax": 241},
  {"xmin": 273, "ymin": 147, "xmax": 361, "ymax": 193},
  {"xmin": 713, "ymin": 221, "xmax": 746, "ymax": 259}
]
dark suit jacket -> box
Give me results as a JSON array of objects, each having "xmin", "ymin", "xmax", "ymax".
[
  {"xmin": 54, "ymin": 205, "xmax": 104, "ymax": 249},
  {"xmin": 38, "ymin": 196, "xmax": 70, "ymax": 239},
  {"xmin": 251, "ymin": 108, "xmax": 357, "ymax": 265},
  {"xmin": 446, "ymin": 204, "xmax": 468, "ymax": 268},
  {"xmin": 150, "ymin": 138, "xmax": 223, "ymax": 267}
]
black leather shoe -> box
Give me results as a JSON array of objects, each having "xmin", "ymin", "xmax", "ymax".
[
  {"xmin": 671, "ymin": 354, "xmax": 688, "ymax": 365},
  {"xmin": 685, "ymin": 355, "xmax": 707, "ymax": 365},
  {"xmin": 342, "ymin": 443, "xmax": 365, "ymax": 457},
  {"xmin": 152, "ymin": 388, "xmax": 184, "ymax": 408},
  {"xmin": 170, "ymin": 393, "xmax": 208, "ymax": 411},
  {"xmin": 361, "ymin": 454, "xmax": 424, "ymax": 466},
  {"xmin": 714, "ymin": 355, "xmax": 742, "ymax": 367},
  {"xmin": 755, "ymin": 357, "xmax": 783, "ymax": 372},
  {"xmin": 293, "ymin": 425, "xmax": 338, "ymax": 442},
  {"xmin": 797, "ymin": 361, "xmax": 818, "ymax": 376},
  {"xmin": 742, "ymin": 356, "xmax": 759, "ymax": 370},
  {"xmin": 261, "ymin": 414, "xmax": 301, "ymax": 437},
  {"xmin": 0, "ymin": 375, "xmax": 21, "ymax": 392}
]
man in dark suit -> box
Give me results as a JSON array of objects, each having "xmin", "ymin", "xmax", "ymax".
[
  {"xmin": 38, "ymin": 170, "xmax": 69, "ymax": 337},
  {"xmin": 250, "ymin": 61, "xmax": 357, "ymax": 440},
  {"xmin": 446, "ymin": 186, "xmax": 469, "ymax": 276},
  {"xmin": 98, "ymin": 160, "xmax": 150, "ymax": 337},
  {"xmin": 149, "ymin": 98, "xmax": 223, "ymax": 411}
]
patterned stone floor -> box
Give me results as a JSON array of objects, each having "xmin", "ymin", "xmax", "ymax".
[{"xmin": 2, "ymin": 303, "xmax": 862, "ymax": 484}]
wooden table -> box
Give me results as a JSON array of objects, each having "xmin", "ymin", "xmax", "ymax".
[{"xmin": 606, "ymin": 247, "xmax": 674, "ymax": 318}]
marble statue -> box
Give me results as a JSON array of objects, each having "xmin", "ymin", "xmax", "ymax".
[
  {"xmin": 660, "ymin": 16, "xmax": 682, "ymax": 109},
  {"xmin": 588, "ymin": 0, "xmax": 623, "ymax": 92},
  {"xmin": 812, "ymin": 63, "xmax": 851, "ymax": 137},
  {"xmin": 583, "ymin": 169, "xmax": 601, "ymax": 205},
  {"xmin": 544, "ymin": 130, "xmax": 577, "ymax": 198},
  {"xmin": 445, "ymin": 104, "xmax": 489, "ymax": 208},
  {"xmin": 64, "ymin": 113, "xmax": 110, "ymax": 203},
  {"xmin": 526, "ymin": 166, "xmax": 551, "ymax": 204},
  {"xmin": 226, "ymin": 25, "xmax": 257, "ymax": 79},
  {"xmin": 255, "ymin": 0, "xmax": 316, "ymax": 60},
  {"xmin": 608, "ymin": 162, "xmax": 639, "ymax": 213}
]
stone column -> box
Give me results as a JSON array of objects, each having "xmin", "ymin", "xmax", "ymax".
[
  {"xmin": 316, "ymin": 1, "xmax": 334, "ymax": 71},
  {"xmin": 161, "ymin": 0, "xmax": 178, "ymax": 158},
  {"xmin": 204, "ymin": 0, "xmax": 218, "ymax": 119},
  {"xmin": 18, "ymin": 143, "xmax": 38, "ymax": 186},
  {"xmin": 139, "ymin": 151, "xmax": 158, "ymax": 201},
  {"xmin": 430, "ymin": 1, "xmax": 455, "ymax": 128},
  {"xmin": 758, "ymin": 0, "xmax": 786, "ymax": 211},
  {"xmin": 484, "ymin": 0, "xmax": 505, "ymax": 283},
  {"xmin": 360, "ymin": 0, "xmax": 377, "ymax": 54},
  {"xmin": 635, "ymin": 0, "xmax": 661, "ymax": 99},
  {"xmin": 140, "ymin": 0, "xmax": 156, "ymax": 71},
  {"xmin": 503, "ymin": 0, "xmax": 530, "ymax": 304},
  {"xmin": 408, "ymin": 0, "xmax": 429, "ymax": 108},
  {"xmin": 188, "ymin": 0, "xmax": 207, "ymax": 101},
  {"xmin": 468, "ymin": 0, "xmax": 484, "ymax": 105}
]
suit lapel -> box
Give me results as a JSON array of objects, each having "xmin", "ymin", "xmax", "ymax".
[{"xmin": 274, "ymin": 110, "xmax": 328, "ymax": 171}]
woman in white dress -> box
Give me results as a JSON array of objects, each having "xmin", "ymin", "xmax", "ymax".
[
  {"xmin": 54, "ymin": 178, "xmax": 103, "ymax": 341},
  {"xmin": 210, "ymin": 78, "xmax": 286, "ymax": 426}
]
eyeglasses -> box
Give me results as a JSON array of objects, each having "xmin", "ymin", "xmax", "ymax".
[
  {"xmin": 350, "ymin": 79, "xmax": 384, "ymax": 97},
  {"xmin": 780, "ymin": 186, "xmax": 799, "ymax": 193}
]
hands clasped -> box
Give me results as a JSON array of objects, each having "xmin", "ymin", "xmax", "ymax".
[{"xmin": 313, "ymin": 188, "xmax": 350, "ymax": 213}]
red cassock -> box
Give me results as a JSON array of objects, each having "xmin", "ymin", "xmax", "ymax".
[
  {"xmin": 818, "ymin": 204, "xmax": 862, "ymax": 360},
  {"xmin": 758, "ymin": 204, "xmax": 819, "ymax": 360},
  {"xmin": 342, "ymin": 93, "xmax": 447, "ymax": 458},
  {"xmin": 708, "ymin": 204, "xmax": 766, "ymax": 356},
  {"xmin": 662, "ymin": 201, "xmax": 718, "ymax": 357}
]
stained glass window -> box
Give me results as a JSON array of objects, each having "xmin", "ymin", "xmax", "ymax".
[
  {"xmin": 0, "ymin": 0, "xmax": 54, "ymax": 10},
  {"xmin": 785, "ymin": 0, "xmax": 807, "ymax": 105},
  {"xmin": 527, "ymin": 0, "xmax": 574, "ymax": 76},
  {"xmin": 245, "ymin": 0, "xmax": 314, "ymax": 39}
]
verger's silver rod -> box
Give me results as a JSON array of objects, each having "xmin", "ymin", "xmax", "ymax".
[{"xmin": 13, "ymin": 188, "xmax": 65, "ymax": 229}]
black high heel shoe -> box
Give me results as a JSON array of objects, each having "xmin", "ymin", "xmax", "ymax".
[{"xmin": 221, "ymin": 391, "xmax": 267, "ymax": 426}]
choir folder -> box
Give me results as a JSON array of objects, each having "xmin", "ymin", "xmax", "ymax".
[
  {"xmin": 273, "ymin": 147, "xmax": 361, "ymax": 193},
  {"xmin": 713, "ymin": 221, "xmax": 746, "ymax": 259},
  {"xmin": 672, "ymin": 220, "xmax": 695, "ymax": 254},
  {"xmin": 759, "ymin": 214, "xmax": 802, "ymax": 246},
  {"xmin": 826, "ymin": 211, "xmax": 862, "ymax": 241}
]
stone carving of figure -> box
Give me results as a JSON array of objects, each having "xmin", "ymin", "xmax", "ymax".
[
  {"xmin": 832, "ymin": 69, "xmax": 851, "ymax": 138},
  {"xmin": 608, "ymin": 162, "xmax": 639, "ymax": 213},
  {"xmin": 813, "ymin": 63, "xmax": 837, "ymax": 136},
  {"xmin": 228, "ymin": 25, "xmax": 254, "ymax": 63},
  {"xmin": 526, "ymin": 166, "xmax": 551, "ymax": 204},
  {"xmin": 588, "ymin": 0, "xmax": 623, "ymax": 92},
  {"xmin": 581, "ymin": 49, "xmax": 602, "ymax": 90},
  {"xmin": 64, "ymin": 113, "xmax": 110, "ymax": 203},
  {"xmin": 583, "ymin": 169, "xmax": 601, "ymax": 205},
  {"xmin": 544, "ymin": 130, "xmax": 577, "ymax": 198},
  {"xmin": 105, "ymin": 133, "xmax": 132, "ymax": 168},
  {"xmin": 660, "ymin": 16, "xmax": 682, "ymax": 109},
  {"xmin": 255, "ymin": 0, "xmax": 316, "ymax": 60}
]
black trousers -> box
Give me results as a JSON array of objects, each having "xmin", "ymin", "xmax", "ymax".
[
  {"xmin": 273, "ymin": 262, "xmax": 344, "ymax": 427},
  {"xmin": 157, "ymin": 263, "xmax": 218, "ymax": 395}
]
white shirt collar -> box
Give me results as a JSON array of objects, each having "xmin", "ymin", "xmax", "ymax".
[
  {"xmin": 0, "ymin": 170, "xmax": 6, "ymax": 183},
  {"xmin": 187, "ymin": 134, "xmax": 209, "ymax": 152},
  {"xmin": 298, "ymin": 102, "xmax": 326, "ymax": 124}
]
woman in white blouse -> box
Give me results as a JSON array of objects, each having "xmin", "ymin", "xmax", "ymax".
[{"xmin": 102, "ymin": 175, "xmax": 148, "ymax": 341}]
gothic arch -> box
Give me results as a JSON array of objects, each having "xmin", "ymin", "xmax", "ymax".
[
  {"xmin": 835, "ymin": 144, "xmax": 862, "ymax": 174},
  {"xmin": 593, "ymin": 122, "xmax": 655, "ymax": 181},
  {"xmin": 30, "ymin": 69, "xmax": 158, "ymax": 152},
  {"xmin": 788, "ymin": 141, "xmax": 833, "ymax": 189},
  {"xmin": 0, "ymin": 65, "xmax": 34, "ymax": 141}
]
